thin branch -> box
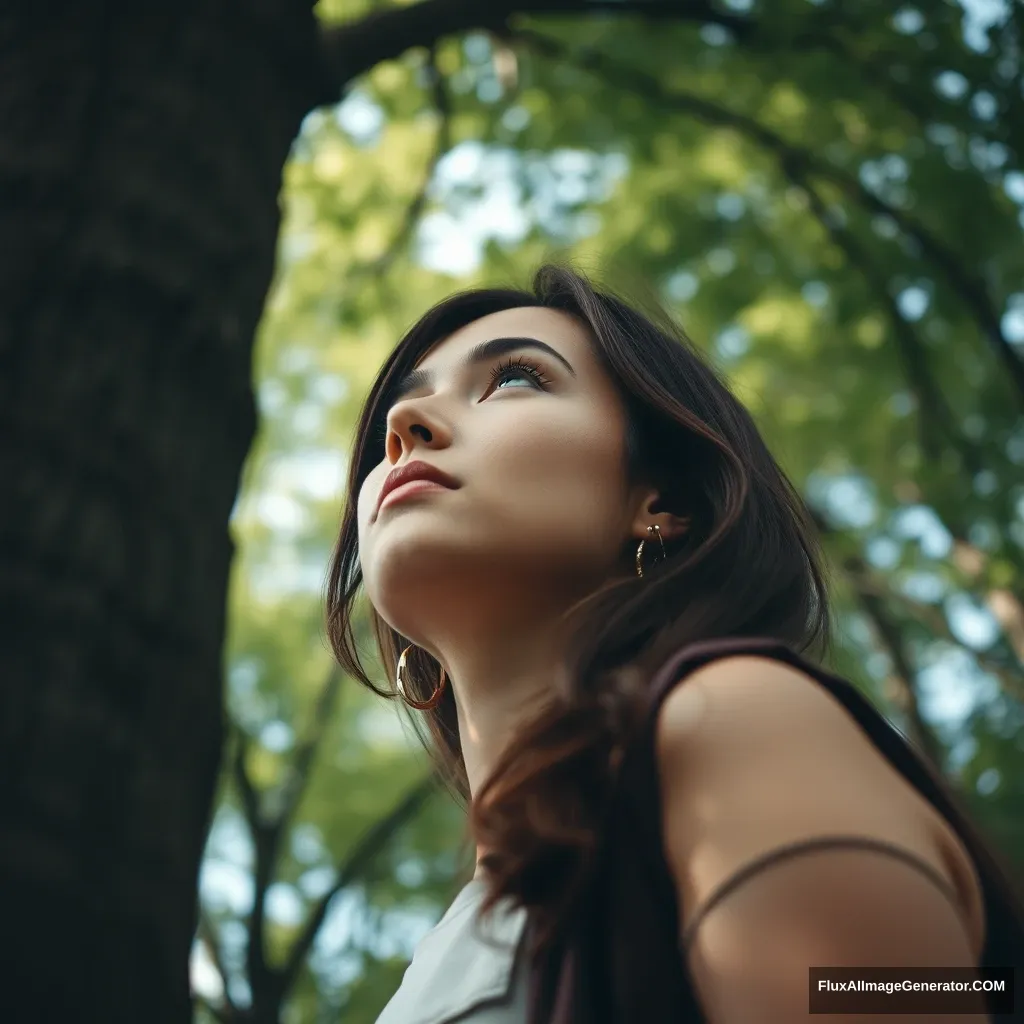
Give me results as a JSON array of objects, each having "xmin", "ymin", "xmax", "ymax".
[
  {"xmin": 278, "ymin": 775, "xmax": 437, "ymax": 997},
  {"xmin": 845, "ymin": 554, "xmax": 946, "ymax": 766},
  {"xmin": 316, "ymin": 0, "xmax": 753, "ymax": 97},
  {"xmin": 881, "ymin": 495, "xmax": 1024, "ymax": 688},
  {"xmin": 192, "ymin": 995, "xmax": 230, "ymax": 1024},
  {"xmin": 350, "ymin": 45, "xmax": 453, "ymax": 281},
  {"xmin": 231, "ymin": 731, "xmax": 272, "ymax": 996},
  {"xmin": 795, "ymin": 173, "xmax": 984, "ymax": 477},
  {"xmin": 231, "ymin": 731, "xmax": 260, "ymax": 830},
  {"xmin": 810, "ymin": 509, "xmax": 943, "ymax": 764},
  {"xmin": 196, "ymin": 908, "xmax": 238, "ymax": 1018},
  {"xmin": 865, "ymin": 575, "xmax": 1024, "ymax": 705},
  {"xmin": 947, "ymin": 536, "xmax": 1024, "ymax": 674},
  {"xmin": 232, "ymin": 667, "xmax": 346, "ymax": 1012},
  {"xmin": 794, "ymin": 12, "xmax": 1023, "ymax": 157},
  {"xmin": 321, "ymin": 0, "xmax": 1019, "ymax": 154},
  {"xmin": 275, "ymin": 665, "xmax": 345, "ymax": 839},
  {"xmin": 814, "ymin": 509, "xmax": 1024, "ymax": 712},
  {"xmin": 512, "ymin": 28, "xmax": 1024, "ymax": 410}
]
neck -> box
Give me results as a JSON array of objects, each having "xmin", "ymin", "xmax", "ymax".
[
  {"xmin": 421, "ymin": 598, "xmax": 572, "ymax": 801},
  {"xmin": 393, "ymin": 565, "xmax": 619, "ymax": 878}
]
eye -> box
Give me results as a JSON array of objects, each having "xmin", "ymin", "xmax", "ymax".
[{"xmin": 486, "ymin": 356, "xmax": 552, "ymax": 395}]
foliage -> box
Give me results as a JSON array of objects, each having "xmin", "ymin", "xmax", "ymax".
[{"xmin": 194, "ymin": 2, "xmax": 1024, "ymax": 1021}]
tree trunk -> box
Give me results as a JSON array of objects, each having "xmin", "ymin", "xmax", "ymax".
[{"xmin": 0, "ymin": 5, "xmax": 323, "ymax": 1021}]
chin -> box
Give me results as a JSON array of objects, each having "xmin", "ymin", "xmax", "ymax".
[
  {"xmin": 371, "ymin": 515, "xmax": 456, "ymax": 568},
  {"xmin": 365, "ymin": 537, "xmax": 463, "ymax": 622}
]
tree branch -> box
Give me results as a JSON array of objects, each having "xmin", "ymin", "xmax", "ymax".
[
  {"xmin": 274, "ymin": 666, "xmax": 345, "ymax": 842},
  {"xmin": 317, "ymin": 0, "xmax": 752, "ymax": 97},
  {"xmin": 868, "ymin": 574, "xmax": 1024, "ymax": 705},
  {"xmin": 230, "ymin": 731, "xmax": 272, "ymax": 1000},
  {"xmin": 800, "ymin": 176, "xmax": 1024, "ymax": 676},
  {"xmin": 795, "ymin": 174, "xmax": 984, "ymax": 477},
  {"xmin": 844, "ymin": 552, "xmax": 946, "ymax": 767},
  {"xmin": 231, "ymin": 730, "xmax": 261, "ymax": 830},
  {"xmin": 512, "ymin": 28, "xmax": 1024, "ymax": 410},
  {"xmin": 794, "ymin": 11, "xmax": 1022, "ymax": 157},
  {"xmin": 192, "ymin": 995, "xmax": 230, "ymax": 1024},
  {"xmin": 947, "ymin": 537, "xmax": 1024, "ymax": 675},
  {"xmin": 810, "ymin": 510, "xmax": 943, "ymax": 764},
  {"xmin": 317, "ymin": 3, "xmax": 1023, "ymax": 401},
  {"xmin": 814, "ymin": 509, "xmax": 1024, "ymax": 711},
  {"xmin": 231, "ymin": 667, "xmax": 345, "ymax": 1014},
  {"xmin": 277, "ymin": 775, "xmax": 437, "ymax": 997},
  {"xmin": 349, "ymin": 44, "xmax": 453, "ymax": 282},
  {"xmin": 196, "ymin": 907, "xmax": 238, "ymax": 1018}
]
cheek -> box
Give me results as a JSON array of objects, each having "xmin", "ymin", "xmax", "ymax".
[
  {"xmin": 357, "ymin": 476, "xmax": 375, "ymax": 520},
  {"xmin": 486, "ymin": 414, "xmax": 626, "ymax": 549},
  {"xmin": 355, "ymin": 471, "xmax": 384, "ymax": 543}
]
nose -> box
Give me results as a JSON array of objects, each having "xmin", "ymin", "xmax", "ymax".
[{"xmin": 384, "ymin": 398, "xmax": 451, "ymax": 463}]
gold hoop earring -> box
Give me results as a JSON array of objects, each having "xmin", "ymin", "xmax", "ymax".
[
  {"xmin": 396, "ymin": 644, "xmax": 447, "ymax": 710},
  {"xmin": 635, "ymin": 524, "xmax": 666, "ymax": 578}
]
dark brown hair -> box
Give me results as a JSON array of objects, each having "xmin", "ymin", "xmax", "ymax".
[{"xmin": 325, "ymin": 264, "xmax": 833, "ymax": 945}]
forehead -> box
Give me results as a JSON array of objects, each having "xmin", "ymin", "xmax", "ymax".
[{"xmin": 417, "ymin": 306, "xmax": 593, "ymax": 370}]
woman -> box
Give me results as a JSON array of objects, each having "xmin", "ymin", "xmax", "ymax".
[{"xmin": 325, "ymin": 265, "xmax": 1023, "ymax": 1022}]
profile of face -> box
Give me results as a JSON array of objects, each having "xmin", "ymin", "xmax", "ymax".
[{"xmin": 356, "ymin": 306, "xmax": 664, "ymax": 648}]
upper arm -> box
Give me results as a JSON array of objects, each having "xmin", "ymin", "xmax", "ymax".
[{"xmin": 655, "ymin": 655, "xmax": 987, "ymax": 1023}]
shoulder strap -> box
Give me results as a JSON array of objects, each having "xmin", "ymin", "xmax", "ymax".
[{"xmin": 621, "ymin": 635, "xmax": 1024, "ymax": 974}]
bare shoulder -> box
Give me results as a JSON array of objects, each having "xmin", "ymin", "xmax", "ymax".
[
  {"xmin": 656, "ymin": 652, "xmax": 911, "ymax": 788},
  {"xmin": 654, "ymin": 653, "xmax": 884, "ymax": 786},
  {"xmin": 653, "ymin": 653, "xmax": 985, "ymax": 959}
]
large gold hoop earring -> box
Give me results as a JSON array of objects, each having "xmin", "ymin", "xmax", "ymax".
[
  {"xmin": 635, "ymin": 524, "xmax": 666, "ymax": 578},
  {"xmin": 396, "ymin": 645, "xmax": 447, "ymax": 711}
]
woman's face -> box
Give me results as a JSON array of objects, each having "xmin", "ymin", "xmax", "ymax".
[{"xmin": 356, "ymin": 306, "xmax": 644, "ymax": 643}]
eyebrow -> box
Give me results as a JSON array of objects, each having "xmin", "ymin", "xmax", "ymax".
[{"xmin": 391, "ymin": 336, "xmax": 577, "ymax": 404}]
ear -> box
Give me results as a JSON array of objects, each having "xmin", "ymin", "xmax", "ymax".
[{"xmin": 629, "ymin": 490, "xmax": 691, "ymax": 545}]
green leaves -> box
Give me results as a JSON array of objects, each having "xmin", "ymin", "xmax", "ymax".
[{"xmin": 196, "ymin": 2, "xmax": 1024, "ymax": 1020}]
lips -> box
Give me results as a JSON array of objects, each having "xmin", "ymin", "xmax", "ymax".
[{"xmin": 375, "ymin": 460, "xmax": 460, "ymax": 516}]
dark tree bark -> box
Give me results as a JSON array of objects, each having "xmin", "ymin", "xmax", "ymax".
[{"xmin": 0, "ymin": 4, "xmax": 325, "ymax": 1021}]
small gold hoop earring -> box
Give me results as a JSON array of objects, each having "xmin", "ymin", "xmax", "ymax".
[
  {"xmin": 635, "ymin": 524, "xmax": 666, "ymax": 578},
  {"xmin": 396, "ymin": 644, "xmax": 447, "ymax": 711}
]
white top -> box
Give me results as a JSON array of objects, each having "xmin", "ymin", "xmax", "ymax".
[{"xmin": 374, "ymin": 878, "xmax": 530, "ymax": 1024}]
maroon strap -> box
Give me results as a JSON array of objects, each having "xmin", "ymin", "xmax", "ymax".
[{"xmin": 645, "ymin": 636, "xmax": 830, "ymax": 723}]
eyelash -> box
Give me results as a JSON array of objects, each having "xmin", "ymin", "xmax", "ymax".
[
  {"xmin": 375, "ymin": 356, "xmax": 551, "ymax": 445},
  {"xmin": 486, "ymin": 356, "xmax": 552, "ymax": 393}
]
